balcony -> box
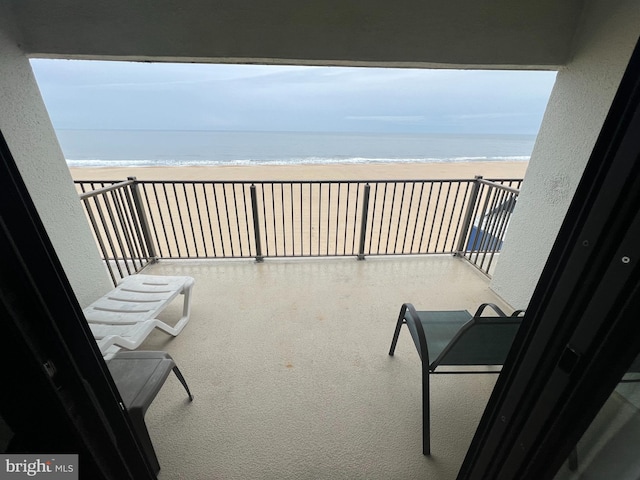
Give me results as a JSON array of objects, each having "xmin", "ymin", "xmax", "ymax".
[
  {"xmin": 73, "ymin": 176, "xmax": 521, "ymax": 477},
  {"xmin": 134, "ymin": 255, "xmax": 511, "ymax": 479}
]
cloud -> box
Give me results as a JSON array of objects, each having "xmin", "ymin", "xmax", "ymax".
[
  {"xmin": 29, "ymin": 60, "xmax": 557, "ymax": 134},
  {"xmin": 447, "ymin": 113, "xmax": 531, "ymax": 120},
  {"xmin": 345, "ymin": 115, "xmax": 426, "ymax": 123}
]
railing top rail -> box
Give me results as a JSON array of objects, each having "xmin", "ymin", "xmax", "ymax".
[
  {"xmin": 477, "ymin": 178, "xmax": 521, "ymax": 194},
  {"xmin": 78, "ymin": 179, "xmax": 135, "ymax": 199}
]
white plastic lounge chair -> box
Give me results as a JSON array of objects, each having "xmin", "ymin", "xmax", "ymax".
[
  {"xmin": 83, "ymin": 274, "xmax": 195, "ymax": 355},
  {"xmin": 90, "ymin": 320, "xmax": 184, "ymax": 354}
]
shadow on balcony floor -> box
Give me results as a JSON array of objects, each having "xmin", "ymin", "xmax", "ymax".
[{"xmin": 135, "ymin": 255, "xmax": 513, "ymax": 480}]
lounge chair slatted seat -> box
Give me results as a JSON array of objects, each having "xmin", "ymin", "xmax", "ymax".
[
  {"xmin": 83, "ymin": 274, "xmax": 195, "ymax": 355},
  {"xmin": 84, "ymin": 274, "xmax": 194, "ymax": 325},
  {"xmin": 389, "ymin": 302, "xmax": 524, "ymax": 455}
]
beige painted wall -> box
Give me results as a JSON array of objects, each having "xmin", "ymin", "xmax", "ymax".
[
  {"xmin": 490, "ymin": 0, "xmax": 640, "ymax": 308},
  {"xmin": 0, "ymin": 20, "xmax": 112, "ymax": 307}
]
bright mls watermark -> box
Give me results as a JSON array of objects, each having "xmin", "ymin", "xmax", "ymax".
[{"xmin": 1, "ymin": 455, "xmax": 77, "ymax": 479}]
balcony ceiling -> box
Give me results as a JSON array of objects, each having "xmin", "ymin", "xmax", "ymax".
[{"xmin": 5, "ymin": 0, "xmax": 584, "ymax": 68}]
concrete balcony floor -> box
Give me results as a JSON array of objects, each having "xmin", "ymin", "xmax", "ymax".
[{"xmin": 135, "ymin": 255, "xmax": 514, "ymax": 480}]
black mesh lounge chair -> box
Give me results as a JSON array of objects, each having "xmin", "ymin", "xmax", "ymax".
[{"xmin": 388, "ymin": 303, "xmax": 524, "ymax": 455}]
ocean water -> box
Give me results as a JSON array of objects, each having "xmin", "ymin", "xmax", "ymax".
[{"xmin": 58, "ymin": 129, "xmax": 535, "ymax": 168}]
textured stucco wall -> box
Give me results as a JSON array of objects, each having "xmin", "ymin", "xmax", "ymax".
[
  {"xmin": 0, "ymin": 22, "xmax": 112, "ymax": 307},
  {"xmin": 490, "ymin": 0, "xmax": 640, "ymax": 309}
]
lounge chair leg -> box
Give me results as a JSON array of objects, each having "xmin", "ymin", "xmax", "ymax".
[
  {"xmin": 389, "ymin": 304, "xmax": 408, "ymax": 356},
  {"xmin": 423, "ymin": 361, "xmax": 431, "ymax": 455},
  {"xmin": 172, "ymin": 366, "xmax": 194, "ymax": 401},
  {"xmin": 129, "ymin": 409, "xmax": 161, "ymax": 475}
]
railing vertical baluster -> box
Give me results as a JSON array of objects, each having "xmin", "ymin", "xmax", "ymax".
[
  {"xmin": 375, "ymin": 183, "xmax": 387, "ymax": 254},
  {"xmin": 465, "ymin": 183, "xmax": 484, "ymax": 259},
  {"xmin": 335, "ymin": 183, "xmax": 342, "ymax": 254},
  {"xmin": 401, "ymin": 182, "xmax": 416, "ymax": 254},
  {"xmin": 455, "ymin": 175, "xmax": 483, "ymax": 256},
  {"xmin": 351, "ymin": 183, "xmax": 361, "ymax": 255},
  {"xmin": 384, "ymin": 182, "xmax": 397, "ymax": 254},
  {"xmin": 221, "ymin": 184, "xmax": 234, "ymax": 257},
  {"xmin": 394, "ymin": 182, "xmax": 407, "ymax": 253},
  {"xmin": 231, "ymin": 184, "xmax": 243, "ymax": 257},
  {"xmin": 290, "ymin": 183, "xmax": 295, "ymax": 256},
  {"xmin": 393, "ymin": 182, "xmax": 407, "ymax": 254},
  {"xmin": 191, "ymin": 183, "xmax": 208, "ymax": 257},
  {"xmin": 92, "ymin": 194, "xmax": 124, "ymax": 282},
  {"xmin": 299, "ymin": 183, "xmax": 304, "ymax": 256},
  {"xmin": 120, "ymin": 185, "xmax": 146, "ymax": 268},
  {"xmin": 485, "ymin": 191, "xmax": 516, "ymax": 271},
  {"xmin": 127, "ymin": 177, "xmax": 157, "ymax": 262},
  {"xmin": 212, "ymin": 183, "xmax": 227, "ymax": 257},
  {"xmin": 317, "ymin": 183, "xmax": 322, "ymax": 256},
  {"xmin": 343, "ymin": 183, "xmax": 351, "ymax": 255},
  {"xmin": 181, "ymin": 183, "xmax": 199, "ymax": 258},
  {"xmin": 171, "ymin": 184, "xmax": 190, "ymax": 258},
  {"xmin": 368, "ymin": 183, "xmax": 379, "ymax": 254},
  {"xmin": 434, "ymin": 182, "xmax": 452, "ymax": 252},
  {"xmin": 478, "ymin": 187, "xmax": 506, "ymax": 268},
  {"xmin": 280, "ymin": 183, "xmax": 287, "ymax": 256},
  {"xmin": 201, "ymin": 183, "xmax": 217, "ymax": 257},
  {"xmin": 425, "ymin": 183, "xmax": 442, "ymax": 253},
  {"xmin": 483, "ymin": 191, "xmax": 513, "ymax": 273},
  {"xmin": 242, "ymin": 184, "xmax": 253, "ymax": 257},
  {"xmin": 161, "ymin": 183, "xmax": 180, "ymax": 258},
  {"xmin": 451, "ymin": 182, "xmax": 473, "ymax": 253},
  {"xmin": 250, "ymin": 184, "xmax": 264, "ymax": 262},
  {"xmin": 270, "ymin": 183, "xmax": 278, "ymax": 256},
  {"xmin": 308, "ymin": 183, "xmax": 312, "ymax": 256},
  {"xmin": 326, "ymin": 183, "xmax": 331, "ymax": 255},
  {"xmin": 150, "ymin": 183, "xmax": 170, "ymax": 258},
  {"xmin": 260, "ymin": 183, "xmax": 269, "ymax": 256},
  {"xmin": 140, "ymin": 183, "xmax": 163, "ymax": 258},
  {"xmin": 357, "ymin": 184, "xmax": 371, "ymax": 260},
  {"xmin": 410, "ymin": 181, "xmax": 426, "ymax": 253},
  {"xmin": 104, "ymin": 190, "xmax": 133, "ymax": 275},
  {"xmin": 84, "ymin": 197, "xmax": 118, "ymax": 286},
  {"xmin": 110, "ymin": 188, "xmax": 138, "ymax": 271},
  {"xmin": 417, "ymin": 182, "xmax": 434, "ymax": 254},
  {"xmin": 470, "ymin": 184, "xmax": 491, "ymax": 264}
]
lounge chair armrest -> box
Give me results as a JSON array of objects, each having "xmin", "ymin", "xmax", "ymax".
[
  {"xmin": 473, "ymin": 303, "xmax": 508, "ymax": 317},
  {"xmin": 511, "ymin": 309, "xmax": 526, "ymax": 317}
]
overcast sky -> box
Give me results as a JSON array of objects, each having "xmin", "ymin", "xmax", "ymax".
[{"xmin": 30, "ymin": 60, "xmax": 557, "ymax": 135}]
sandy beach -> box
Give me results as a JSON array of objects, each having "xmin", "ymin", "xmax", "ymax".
[{"xmin": 69, "ymin": 160, "xmax": 528, "ymax": 182}]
